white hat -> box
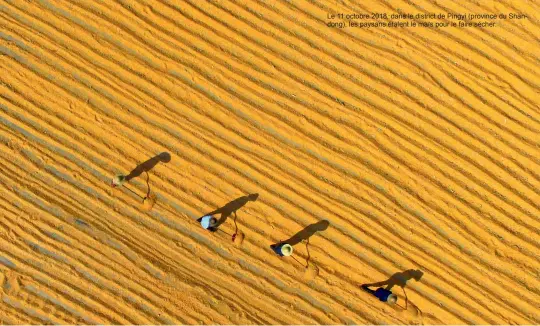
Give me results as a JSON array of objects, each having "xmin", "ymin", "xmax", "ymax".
[
  {"xmin": 281, "ymin": 244, "xmax": 293, "ymax": 256},
  {"xmin": 200, "ymin": 216, "xmax": 214, "ymax": 229}
]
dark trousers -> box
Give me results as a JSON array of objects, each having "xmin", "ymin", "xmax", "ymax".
[{"xmin": 361, "ymin": 284, "xmax": 375, "ymax": 294}]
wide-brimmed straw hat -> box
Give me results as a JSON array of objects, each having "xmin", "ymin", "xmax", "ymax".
[{"xmin": 281, "ymin": 244, "xmax": 293, "ymax": 256}]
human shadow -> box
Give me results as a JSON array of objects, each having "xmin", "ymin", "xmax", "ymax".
[
  {"xmin": 125, "ymin": 152, "xmax": 171, "ymax": 182},
  {"xmin": 281, "ymin": 220, "xmax": 330, "ymax": 246},
  {"xmin": 362, "ymin": 269, "xmax": 424, "ymax": 310},
  {"xmin": 363, "ymin": 269, "xmax": 424, "ymax": 291},
  {"xmin": 202, "ymin": 193, "xmax": 259, "ymax": 228}
]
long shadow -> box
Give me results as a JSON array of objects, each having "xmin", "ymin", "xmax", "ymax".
[
  {"xmin": 363, "ymin": 269, "xmax": 424, "ymax": 291},
  {"xmin": 125, "ymin": 152, "xmax": 171, "ymax": 181},
  {"xmin": 202, "ymin": 193, "xmax": 259, "ymax": 227},
  {"xmin": 281, "ymin": 220, "xmax": 330, "ymax": 246}
]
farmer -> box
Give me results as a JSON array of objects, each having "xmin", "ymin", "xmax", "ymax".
[
  {"xmin": 197, "ymin": 215, "xmax": 218, "ymax": 232},
  {"xmin": 361, "ymin": 284, "xmax": 398, "ymax": 304}
]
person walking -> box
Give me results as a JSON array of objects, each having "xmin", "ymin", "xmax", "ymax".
[
  {"xmin": 197, "ymin": 215, "xmax": 218, "ymax": 232},
  {"xmin": 361, "ymin": 284, "xmax": 398, "ymax": 304}
]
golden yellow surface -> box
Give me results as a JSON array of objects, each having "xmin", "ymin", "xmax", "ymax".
[{"xmin": 0, "ymin": 0, "xmax": 538, "ymax": 324}]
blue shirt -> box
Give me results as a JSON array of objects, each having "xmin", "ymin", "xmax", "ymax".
[{"xmin": 374, "ymin": 288, "xmax": 392, "ymax": 302}]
